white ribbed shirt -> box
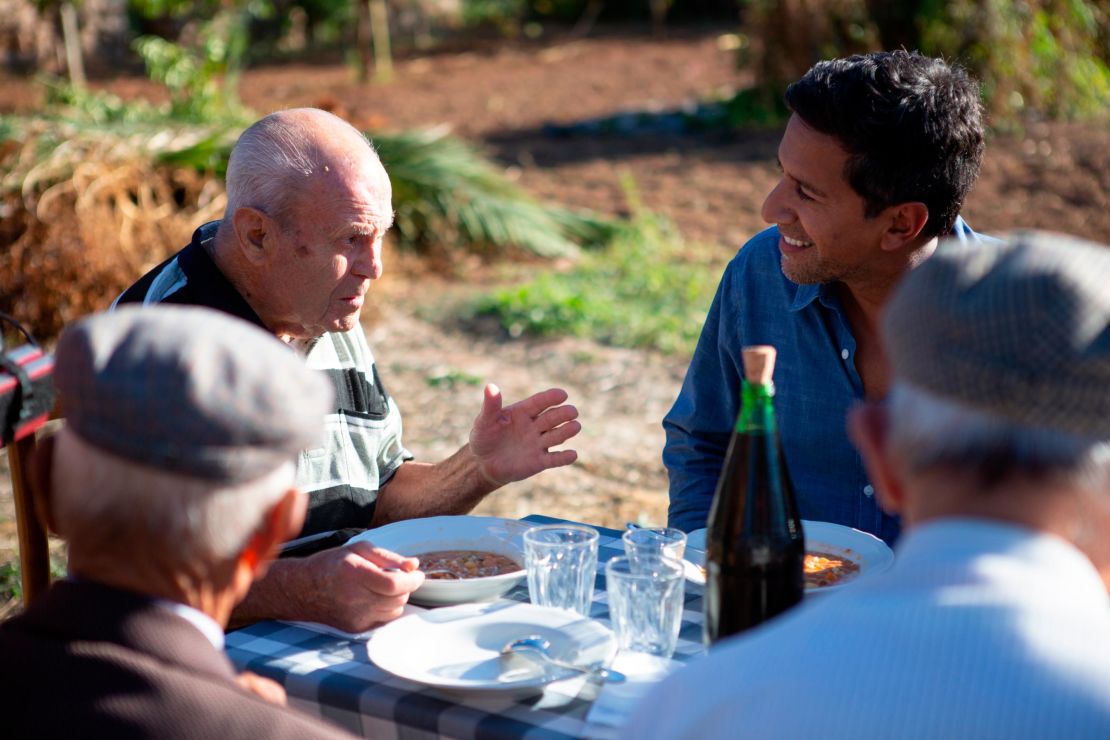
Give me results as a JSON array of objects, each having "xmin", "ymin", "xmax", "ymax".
[{"xmin": 623, "ymin": 519, "xmax": 1110, "ymax": 739}]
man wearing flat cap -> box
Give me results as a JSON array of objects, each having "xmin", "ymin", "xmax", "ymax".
[
  {"xmin": 0, "ymin": 305, "xmax": 356, "ymax": 738},
  {"xmin": 115, "ymin": 107, "xmax": 581, "ymax": 631},
  {"xmin": 625, "ymin": 231, "xmax": 1110, "ymax": 739}
]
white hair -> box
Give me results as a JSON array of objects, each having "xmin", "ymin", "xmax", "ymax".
[
  {"xmin": 223, "ymin": 109, "xmax": 376, "ymax": 225},
  {"xmin": 51, "ymin": 428, "xmax": 296, "ymax": 567},
  {"xmin": 886, "ymin": 382, "xmax": 1110, "ymax": 493}
]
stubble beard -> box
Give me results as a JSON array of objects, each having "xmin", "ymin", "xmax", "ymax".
[{"xmin": 780, "ymin": 251, "xmax": 837, "ymax": 286}]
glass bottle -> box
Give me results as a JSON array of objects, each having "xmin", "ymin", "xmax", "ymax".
[{"xmin": 704, "ymin": 345, "xmax": 804, "ymax": 643}]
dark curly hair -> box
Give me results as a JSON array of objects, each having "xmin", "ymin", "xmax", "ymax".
[{"xmin": 785, "ymin": 50, "xmax": 985, "ymax": 239}]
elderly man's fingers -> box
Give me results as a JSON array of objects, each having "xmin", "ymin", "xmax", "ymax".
[
  {"xmin": 347, "ymin": 540, "xmax": 419, "ymax": 569},
  {"xmin": 542, "ymin": 420, "xmax": 582, "ymax": 446},
  {"xmin": 512, "ymin": 388, "xmax": 570, "ymax": 418},
  {"xmin": 236, "ymin": 671, "xmax": 288, "ymax": 706},
  {"xmin": 367, "ymin": 601, "xmax": 410, "ymax": 628},
  {"xmin": 534, "ymin": 405, "xmax": 579, "ymax": 431},
  {"xmin": 342, "ymin": 542, "xmax": 426, "ymax": 595},
  {"xmin": 543, "ymin": 449, "xmax": 578, "ymax": 468},
  {"xmin": 478, "ymin": 383, "xmax": 504, "ymax": 422}
]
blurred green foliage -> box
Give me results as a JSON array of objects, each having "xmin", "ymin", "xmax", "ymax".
[
  {"xmin": 425, "ymin": 368, "xmax": 484, "ymax": 388},
  {"xmin": 0, "ymin": 556, "xmax": 68, "ymax": 606},
  {"xmin": 738, "ymin": 0, "xmax": 1109, "ymax": 123},
  {"xmin": 919, "ymin": 0, "xmax": 1110, "ymax": 120},
  {"xmin": 132, "ymin": 9, "xmax": 252, "ymax": 122},
  {"xmin": 472, "ymin": 177, "xmax": 721, "ymax": 355}
]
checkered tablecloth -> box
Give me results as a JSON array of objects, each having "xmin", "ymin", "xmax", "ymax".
[{"xmin": 225, "ymin": 515, "xmax": 708, "ymax": 739}]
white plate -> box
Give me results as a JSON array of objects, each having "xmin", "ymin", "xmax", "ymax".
[
  {"xmin": 346, "ymin": 515, "xmax": 529, "ymax": 606},
  {"xmin": 366, "ymin": 601, "xmax": 617, "ymax": 695},
  {"xmin": 684, "ymin": 520, "xmax": 894, "ymax": 594}
]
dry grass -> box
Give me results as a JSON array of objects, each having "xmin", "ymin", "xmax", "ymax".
[{"xmin": 1, "ymin": 121, "xmax": 226, "ymax": 340}]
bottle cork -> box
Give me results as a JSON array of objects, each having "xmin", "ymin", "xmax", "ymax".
[{"xmin": 741, "ymin": 345, "xmax": 776, "ymax": 385}]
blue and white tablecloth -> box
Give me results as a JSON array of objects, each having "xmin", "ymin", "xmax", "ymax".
[{"xmin": 226, "ymin": 515, "xmax": 708, "ymax": 739}]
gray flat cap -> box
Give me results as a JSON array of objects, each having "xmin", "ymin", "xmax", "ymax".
[
  {"xmin": 883, "ymin": 230, "xmax": 1110, "ymax": 438},
  {"xmin": 55, "ymin": 305, "xmax": 334, "ymax": 482}
]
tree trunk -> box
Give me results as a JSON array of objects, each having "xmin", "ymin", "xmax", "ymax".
[
  {"xmin": 369, "ymin": 0, "xmax": 393, "ymax": 81},
  {"xmin": 59, "ymin": 2, "xmax": 85, "ymax": 88}
]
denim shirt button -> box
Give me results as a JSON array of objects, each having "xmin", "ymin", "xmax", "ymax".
[
  {"xmin": 863, "ymin": 484, "xmax": 875, "ymax": 497},
  {"xmin": 840, "ymin": 348, "xmax": 850, "ymax": 360}
]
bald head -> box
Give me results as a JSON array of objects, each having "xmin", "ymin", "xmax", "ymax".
[
  {"xmin": 213, "ymin": 109, "xmax": 394, "ymax": 339},
  {"xmin": 224, "ymin": 108, "xmax": 390, "ymax": 225}
]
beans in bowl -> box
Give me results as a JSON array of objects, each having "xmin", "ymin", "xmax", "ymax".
[
  {"xmin": 416, "ymin": 550, "xmax": 522, "ymax": 580},
  {"xmin": 804, "ymin": 551, "xmax": 861, "ymax": 588}
]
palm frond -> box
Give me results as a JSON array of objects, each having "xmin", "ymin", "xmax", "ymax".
[
  {"xmin": 372, "ymin": 128, "xmax": 614, "ymax": 257},
  {"xmin": 155, "ymin": 125, "xmax": 618, "ymax": 257}
]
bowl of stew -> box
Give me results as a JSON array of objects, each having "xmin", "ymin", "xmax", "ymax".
[
  {"xmin": 346, "ymin": 516, "xmax": 529, "ymax": 606},
  {"xmin": 685, "ymin": 520, "xmax": 894, "ymax": 595}
]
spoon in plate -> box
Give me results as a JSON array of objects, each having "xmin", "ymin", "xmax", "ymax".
[{"xmin": 500, "ymin": 635, "xmax": 625, "ymax": 683}]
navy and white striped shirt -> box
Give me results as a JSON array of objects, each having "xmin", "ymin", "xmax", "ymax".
[{"xmin": 115, "ymin": 221, "xmax": 411, "ymax": 537}]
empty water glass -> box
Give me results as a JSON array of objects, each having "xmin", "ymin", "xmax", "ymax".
[
  {"xmin": 605, "ymin": 554, "xmax": 685, "ymax": 658},
  {"xmin": 524, "ymin": 525, "xmax": 599, "ymax": 617},
  {"xmin": 622, "ymin": 527, "xmax": 687, "ymax": 564}
]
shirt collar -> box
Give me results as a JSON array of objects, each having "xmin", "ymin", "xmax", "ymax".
[
  {"xmin": 152, "ymin": 599, "xmax": 226, "ymax": 650},
  {"xmin": 179, "ymin": 221, "xmax": 269, "ymax": 332},
  {"xmin": 788, "ymin": 282, "xmax": 843, "ymax": 313},
  {"xmin": 788, "ymin": 283, "xmax": 821, "ymax": 312}
]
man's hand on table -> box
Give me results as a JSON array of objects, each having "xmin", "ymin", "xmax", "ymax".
[
  {"xmin": 469, "ymin": 384, "xmax": 580, "ymax": 486},
  {"xmin": 299, "ymin": 541, "xmax": 425, "ymax": 632},
  {"xmin": 236, "ymin": 671, "xmax": 287, "ymax": 705},
  {"xmin": 231, "ymin": 540, "xmax": 425, "ymax": 633}
]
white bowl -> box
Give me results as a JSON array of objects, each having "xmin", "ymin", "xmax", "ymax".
[
  {"xmin": 346, "ymin": 516, "xmax": 529, "ymax": 606},
  {"xmin": 684, "ymin": 520, "xmax": 894, "ymax": 595}
]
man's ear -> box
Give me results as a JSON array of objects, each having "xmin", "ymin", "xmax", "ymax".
[
  {"xmin": 239, "ymin": 488, "xmax": 307, "ymax": 578},
  {"xmin": 847, "ymin": 401, "xmax": 906, "ymax": 517},
  {"xmin": 880, "ymin": 202, "xmax": 930, "ymax": 252},
  {"xmin": 230, "ymin": 206, "xmax": 275, "ymax": 266},
  {"xmin": 31, "ymin": 431, "xmax": 59, "ymax": 536}
]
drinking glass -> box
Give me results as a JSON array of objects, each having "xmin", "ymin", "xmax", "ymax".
[
  {"xmin": 605, "ymin": 554, "xmax": 685, "ymax": 658},
  {"xmin": 622, "ymin": 527, "xmax": 687, "ymax": 564},
  {"xmin": 523, "ymin": 525, "xmax": 599, "ymax": 617}
]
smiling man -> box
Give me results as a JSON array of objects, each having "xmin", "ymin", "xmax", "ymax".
[
  {"xmin": 664, "ymin": 51, "xmax": 989, "ymax": 545},
  {"xmin": 116, "ymin": 108, "xmax": 582, "ymax": 631}
]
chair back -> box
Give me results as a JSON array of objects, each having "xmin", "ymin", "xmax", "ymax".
[{"xmin": 2, "ymin": 314, "xmax": 56, "ymax": 606}]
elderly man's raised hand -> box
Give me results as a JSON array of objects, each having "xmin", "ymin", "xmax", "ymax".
[
  {"xmin": 468, "ymin": 383, "xmax": 580, "ymax": 487},
  {"xmin": 296, "ymin": 540, "xmax": 425, "ymax": 633}
]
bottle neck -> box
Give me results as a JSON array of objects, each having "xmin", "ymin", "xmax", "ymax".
[{"xmin": 736, "ymin": 380, "xmax": 776, "ymax": 434}]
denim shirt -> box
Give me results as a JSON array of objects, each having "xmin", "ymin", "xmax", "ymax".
[{"xmin": 663, "ymin": 219, "xmax": 985, "ymax": 545}]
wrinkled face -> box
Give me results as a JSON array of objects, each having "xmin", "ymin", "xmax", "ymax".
[
  {"xmin": 760, "ymin": 115, "xmax": 888, "ymax": 286},
  {"xmin": 266, "ymin": 158, "xmax": 393, "ymax": 338}
]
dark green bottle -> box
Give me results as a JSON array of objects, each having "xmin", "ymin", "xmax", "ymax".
[{"xmin": 704, "ymin": 345, "xmax": 804, "ymax": 643}]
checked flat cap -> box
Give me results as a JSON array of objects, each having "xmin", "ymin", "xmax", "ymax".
[
  {"xmin": 883, "ymin": 230, "xmax": 1110, "ymax": 439},
  {"xmin": 55, "ymin": 305, "xmax": 334, "ymax": 482}
]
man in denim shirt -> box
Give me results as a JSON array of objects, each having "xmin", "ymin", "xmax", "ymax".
[{"xmin": 665, "ymin": 51, "xmax": 991, "ymax": 545}]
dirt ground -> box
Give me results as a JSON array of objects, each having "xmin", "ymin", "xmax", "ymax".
[{"xmin": 3, "ymin": 25, "xmax": 1110, "ymax": 590}]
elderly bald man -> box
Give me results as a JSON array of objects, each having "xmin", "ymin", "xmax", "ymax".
[
  {"xmin": 116, "ymin": 108, "xmax": 581, "ymax": 632},
  {"xmin": 625, "ymin": 232, "xmax": 1110, "ymax": 739},
  {"xmin": 0, "ymin": 306, "xmax": 355, "ymax": 739}
]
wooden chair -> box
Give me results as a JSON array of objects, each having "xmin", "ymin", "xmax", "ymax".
[
  {"xmin": 8, "ymin": 432, "xmax": 50, "ymax": 604},
  {"xmin": 2, "ymin": 315, "xmax": 56, "ymax": 607}
]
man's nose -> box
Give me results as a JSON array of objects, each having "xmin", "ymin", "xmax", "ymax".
[
  {"xmin": 354, "ymin": 241, "xmax": 383, "ymax": 280},
  {"xmin": 760, "ymin": 180, "xmax": 792, "ymax": 225}
]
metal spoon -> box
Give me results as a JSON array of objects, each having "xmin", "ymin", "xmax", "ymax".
[{"xmin": 500, "ymin": 635, "xmax": 625, "ymax": 683}]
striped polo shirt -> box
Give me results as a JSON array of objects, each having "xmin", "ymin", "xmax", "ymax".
[{"xmin": 114, "ymin": 221, "xmax": 411, "ymax": 537}]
